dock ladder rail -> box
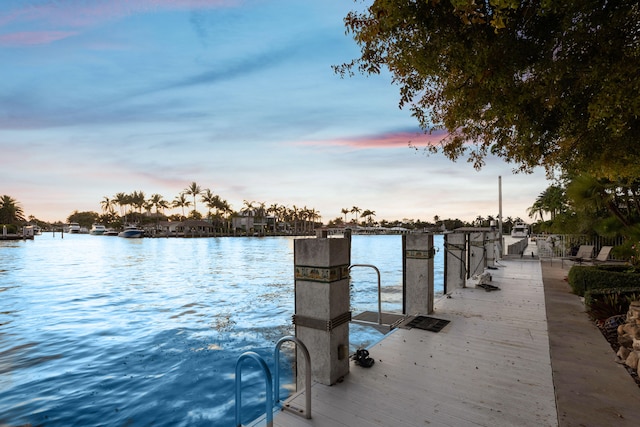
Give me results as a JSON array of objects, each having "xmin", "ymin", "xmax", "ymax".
[
  {"xmin": 274, "ymin": 336, "xmax": 312, "ymax": 419},
  {"xmin": 234, "ymin": 351, "xmax": 274, "ymax": 427},
  {"xmin": 234, "ymin": 336, "xmax": 312, "ymax": 426},
  {"xmin": 349, "ymin": 264, "xmax": 382, "ymax": 326}
]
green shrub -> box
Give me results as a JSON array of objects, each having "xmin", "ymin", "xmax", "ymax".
[
  {"xmin": 567, "ymin": 265, "xmax": 640, "ymax": 296},
  {"xmin": 584, "ymin": 287, "xmax": 640, "ymax": 321}
]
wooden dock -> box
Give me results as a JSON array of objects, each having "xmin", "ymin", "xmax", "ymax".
[
  {"xmin": 265, "ymin": 258, "xmax": 557, "ymax": 426},
  {"xmin": 0, "ymin": 234, "xmax": 34, "ymax": 240}
]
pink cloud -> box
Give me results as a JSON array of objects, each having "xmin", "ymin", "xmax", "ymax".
[
  {"xmin": 0, "ymin": 30, "xmax": 78, "ymax": 46},
  {"xmin": 299, "ymin": 130, "xmax": 450, "ymax": 150},
  {"xmin": 0, "ymin": 0, "xmax": 239, "ymax": 44}
]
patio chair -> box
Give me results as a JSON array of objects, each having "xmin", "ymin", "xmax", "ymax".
[
  {"xmin": 587, "ymin": 246, "xmax": 628, "ymax": 265},
  {"xmin": 589, "ymin": 246, "xmax": 613, "ymax": 264},
  {"xmin": 561, "ymin": 245, "xmax": 594, "ymax": 267}
]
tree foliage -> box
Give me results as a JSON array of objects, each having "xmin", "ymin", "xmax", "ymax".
[
  {"xmin": 67, "ymin": 210, "xmax": 100, "ymax": 228},
  {"xmin": 0, "ymin": 195, "xmax": 25, "ymax": 225},
  {"xmin": 527, "ymin": 184, "xmax": 566, "ymax": 221},
  {"xmin": 336, "ymin": 0, "xmax": 640, "ymax": 178},
  {"xmin": 530, "ymin": 173, "xmax": 640, "ymax": 242}
]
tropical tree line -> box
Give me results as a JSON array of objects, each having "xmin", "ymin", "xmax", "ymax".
[
  {"xmin": 73, "ymin": 182, "xmax": 325, "ymax": 235},
  {"xmin": 3, "ymin": 185, "xmax": 527, "ymax": 235},
  {"xmin": 527, "ymin": 173, "xmax": 640, "ymax": 260}
]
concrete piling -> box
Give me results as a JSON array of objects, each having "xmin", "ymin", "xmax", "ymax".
[
  {"xmin": 402, "ymin": 234, "xmax": 435, "ymax": 315},
  {"xmin": 293, "ymin": 237, "xmax": 351, "ymax": 386}
]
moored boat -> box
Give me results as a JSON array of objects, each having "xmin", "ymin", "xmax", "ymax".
[
  {"xmin": 118, "ymin": 225, "xmax": 144, "ymax": 238},
  {"xmin": 511, "ymin": 222, "xmax": 529, "ymax": 238},
  {"xmin": 67, "ymin": 222, "xmax": 81, "ymax": 234},
  {"xmin": 90, "ymin": 224, "xmax": 107, "ymax": 235}
]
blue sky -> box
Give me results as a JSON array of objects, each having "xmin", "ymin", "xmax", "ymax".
[{"xmin": 0, "ymin": 0, "xmax": 550, "ymax": 224}]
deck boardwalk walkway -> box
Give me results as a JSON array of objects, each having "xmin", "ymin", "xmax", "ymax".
[{"xmin": 266, "ymin": 258, "xmax": 557, "ymax": 426}]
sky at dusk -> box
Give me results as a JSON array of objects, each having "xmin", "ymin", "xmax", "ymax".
[{"xmin": 1, "ymin": 0, "xmax": 551, "ymax": 224}]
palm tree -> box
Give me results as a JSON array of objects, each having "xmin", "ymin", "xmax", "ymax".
[
  {"xmin": 255, "ymin": 202, "xmax": 266, "ymax": 234},
  {"xmin": 200, "ymin": 188, "xmax": 216, "ymax": 220},
  {"xmin": 184, "ymin": 182, "xmax": 202, "ymax": 215},
  {"xmin": 300, "ymin": 206, "xmax": 310, "ymax": 233},
  {"xmin": 218, "ymin": 199, "xmax": 233, "ymax": 234},
  {"xmin": 131, "ymin": 191, "xmax": 146, "ymax": 217},
  {"xmin": 241, "ymin": 200, "xmax": 255, "ymax": 216},
  {"xmin": 341, "ymin": 208, "xmax": 350, "ymax": 224},
  {"xmin": 351, "ymin": 206, "xmax": 362, "ymax": 226},
  {"xmin": 268, "ymin": 203, "xmax": 280, "ymax": 233},
  {"xmin": 291, "ymin": 205, "xmax": 301, "ymax": 234},
  {"xmin": 172, "ymin": 193, "xmax": 191, "ymax": 220},
  {"xmin": 100, "ymin": 196, "xmax": 113, "ymax": 214},
  {"xmin": 279, "ymin": 205, "xmax": 290, "ymax": 234},
  {"xmin": 528, "ymin": 185, "xmax": 566, "ymax": 223},
  {"xmin": 566, "ymin": 175, "xmax": 629, "ymax": 227},
  {"xmin": 149, "ymin": 194, "xmax": 169, "ymax": 216},
  {"xmin": 0, "ymin": 195, "xmax": 25, "ymax": 224},
  {"xmin": 307, "ymin": 207, "xmax": 320, "ymax": 230},
  {"xmin": 361, "ymin": 209, "xmax": 376, "ymax": 226},
  {"xmin": 113, "ymin": 192, "xmax": 128, "ymax": 221}
]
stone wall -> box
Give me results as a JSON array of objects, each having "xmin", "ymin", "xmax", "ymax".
[{"xmin": 616, "ymin": 301, "xmax": 640, "ymax": 372}]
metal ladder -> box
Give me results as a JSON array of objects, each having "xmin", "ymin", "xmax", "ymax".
[
  {"xmin": 234, "ymin": 336, "xmax": 311, "ymax": 427},
  {"xmin": 349, "ymin": 263, "xmax": 408, "ymax": 332}
]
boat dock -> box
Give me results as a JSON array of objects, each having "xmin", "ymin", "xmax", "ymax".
[
  {"xmin": 264, "ymin": 257, "xmax": 640, "ymax": 426},
  {"xmin": 0, "ymin": 234, "xmax": 34, "ymax": 240}
]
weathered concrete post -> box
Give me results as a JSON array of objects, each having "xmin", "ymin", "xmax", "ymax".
[
  {"xmin": 468, "ymin": 231, "xmax": 486, "ymax": 278},
  {"xmin": 293, "ymin": 237, "xmax": 351, "ymax": 386},
  {"xmin": 485, "ymin": 229, "xmax": 497, "ymax": 267},
  {"xmin": 403, "ymin": 233, "xmax": 435, "ymax": 315},
  {"xmin": 444, "ymin": 232, "xmax": 467, "ymax": 290}
]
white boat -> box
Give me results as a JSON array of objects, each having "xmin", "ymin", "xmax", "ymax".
[
  {"xmin": 67, "ymin": 222, "xmax": 81, "ymax": 234},
  {"xmin": 90, "ymin": 224, "xmax": 107, "ymax": 235},
  {"xmin": 118, "ymin": 225, "xmax": 144, "ymax": 238},
  {"xmin": 511, "ymin": 222, "xmax": 529, "ymax": 238}
]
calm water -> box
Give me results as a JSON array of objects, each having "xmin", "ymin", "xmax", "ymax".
[{"xmin": 0, "ymin": 234, "xmax": 444, "ymax": 426}]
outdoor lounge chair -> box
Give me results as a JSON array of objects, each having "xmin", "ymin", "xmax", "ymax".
[
  {"xmin": 561, "ymin": 245, "xmax": 594, "ymax": 267},
  {"xmin": 586, "ymin": 246, "xmax": 628, "ymax": 265},
  {"xmin": 589, "ymin": 246, "xmax": 613, "ymax": 264}
]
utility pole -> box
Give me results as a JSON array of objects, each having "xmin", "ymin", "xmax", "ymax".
[{"xmin": 498, "ymin": 176, "xmax": 503, "ymax": 258}]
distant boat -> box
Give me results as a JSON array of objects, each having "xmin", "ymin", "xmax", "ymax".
[
  {"xmin": 104, "ymin": 228, "xmax": 119, "ymax": 236},
  {"xmin": 67, "ymin": 223, "xmax": 81, "ymax": 234},
  {"xmin": 90, "ymin": 224, "xmax": 107, "ymax": 235},
  {"xmin": 118, "ymin": 225, "xmax": 144, "ymax": 238},
  {"xmin": 511, "ymin": 222, "xmax": 529, "ymax": 238},
  {"xmin": 28, "ymin": 224, "xmax": 42, "ymax": 235}
]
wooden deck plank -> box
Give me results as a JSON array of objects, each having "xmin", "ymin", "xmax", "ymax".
[{"xmin": 270, "ymin": 259, "xmax": 557, "ymax": 427}]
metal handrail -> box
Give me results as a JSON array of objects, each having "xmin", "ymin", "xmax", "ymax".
[
  {"xmin": 234, "ymin": 351, "xmax": 274, "ymax": 427},
  {"xmin": 274, "ymin": 336, "xmax": 312, "ymax": 419},
  {"xmin": 349, "ymin": 264, "xmax": 382, "ymax": 325}
]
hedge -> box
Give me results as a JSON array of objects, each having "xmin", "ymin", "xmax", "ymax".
[
  {"xmin": 567, "ymin": 265, "xmax": 640, "ymax": 297},
  {"xmin": 584, "ymin": 287, "xmax": 640, "ymax": 320}
]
